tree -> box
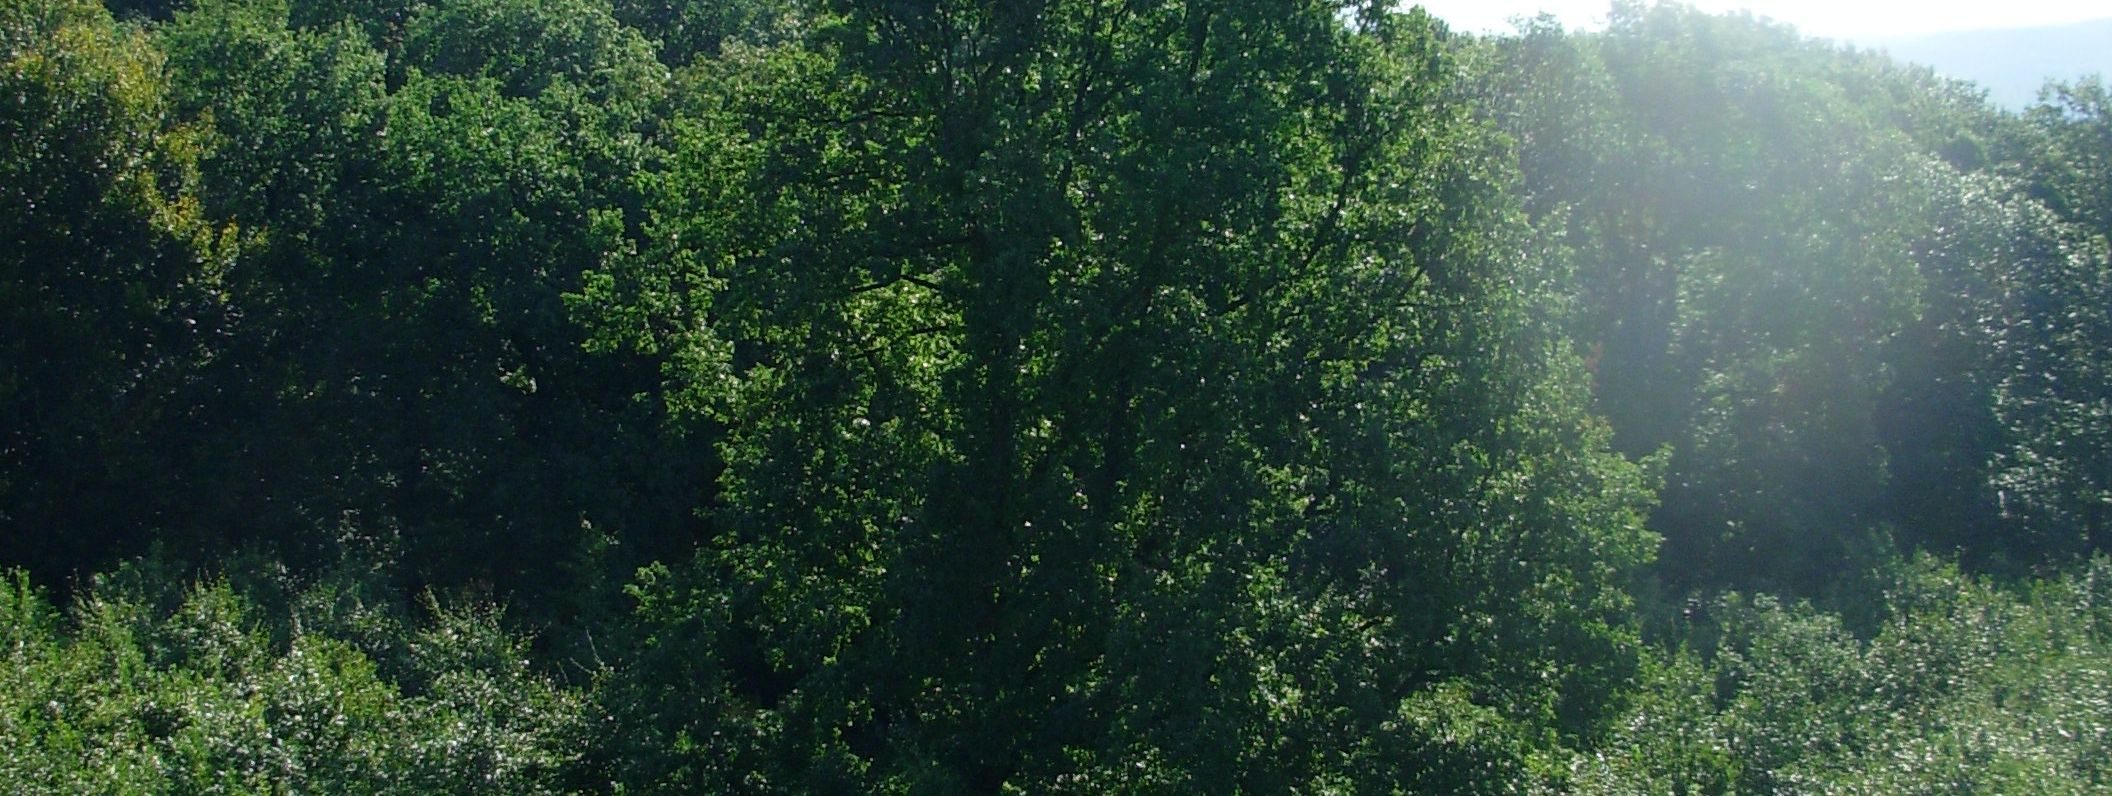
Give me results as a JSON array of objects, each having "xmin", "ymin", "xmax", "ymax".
[
  {"xmin": 149, "ymin": 0, "xmax": 695, "ymax": 620},
  {"xmin": 591, "ymin": 2, "xmax": 1655, "ymax": 790},
  {"xmin": 1, "ymin": 0, "xmax": 225, "ymax": 585},
  {"xmin": 1478, "ymin": 4, "xmax": 2056, "ymax": 593},
  {"xmin": 2024, "ymin": 76, "xmax": 2112, "ymax": 241}
]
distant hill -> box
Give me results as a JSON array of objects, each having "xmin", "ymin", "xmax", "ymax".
[{"xmin": 1862, "ymin": 18, "xmax": 2112, "ymax": 108}]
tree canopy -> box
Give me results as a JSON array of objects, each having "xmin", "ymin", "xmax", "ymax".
[{"xmin": 6, "ymin": 0, "xmax": 2112, "ymax": 791}]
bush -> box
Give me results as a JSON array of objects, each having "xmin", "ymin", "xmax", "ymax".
[
  {"xmin": 1576, "ymin": 556, "xmax": 2112, "ymax": 793},
  {"xmin": 0, "ymin": 566, "xmax": 585, "ymax": 794}
]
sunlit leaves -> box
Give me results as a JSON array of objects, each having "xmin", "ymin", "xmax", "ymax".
[{"xmin": 0, "ymin": 571, "xmax": 581, "ymax": 794}]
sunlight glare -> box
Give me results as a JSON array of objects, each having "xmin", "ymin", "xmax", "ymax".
[{"xmin": 1414, "ymin": 0, "xmax": 2112, "ymax": 38}]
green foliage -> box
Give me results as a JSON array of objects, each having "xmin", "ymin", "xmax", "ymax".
[
  {"xmin": 1983, "ymin": 77, "xmax": 2112, "ymax": 560},
  {"xmin": 141, "ymin": 0, "xmax": 700, "ymax": 620},
  {"xmin": 581, "ymin": 1, "xmax": 1656, "ymax": 790},
  {"xmin": 10, "ymin": 0, "xmax": 2112, "ymax": 789},
  {"xmin": 1478, "ymin": 3, "xmax": 2112, "ymax": 593},
  {"xmin": 1578, "ymin": 557, "xmax": 2112, "ymax": 794},
  {"xmin": 1480, "ymin": 5, "xmax": 1925, "ymax": 594},
  {"xmin": 605, "ymin": 0, "xmax": 791, "ymax": 66},
  {"xmin": 2025, "ymin": 76, "xmax": 2112, "ymax": 239},
  {"xmin": 0, "ymin": 0, "xmax": 227, "ymax": 583},
  {"xmin": 0, "ymin": 567, "xmax": 583, "ymax": 794}
]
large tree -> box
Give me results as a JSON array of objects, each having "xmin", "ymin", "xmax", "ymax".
[
  {"xmin": 1, "ymin": 0, "xmax": 225, "ymax": 584},
  {"xmin": 140, "ymin": 0, "xmax": 700, "ymax": 615},
  {"xmin": 590, "ymin": 1, "xmax": 1655, "ymax": 790}
]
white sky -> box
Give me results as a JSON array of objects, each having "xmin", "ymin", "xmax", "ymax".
[{"xmin": 1413, "ymin": 0, "xmax": 2112, "ymax": 39}]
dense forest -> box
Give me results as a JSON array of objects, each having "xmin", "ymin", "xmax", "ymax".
[{"xmin": 5, "ymin": 0, "xmax": 2112, "ymax": 790}]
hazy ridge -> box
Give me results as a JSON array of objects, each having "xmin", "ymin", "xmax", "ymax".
[{"xmin": 1864, "ymin": 17, "xmax": 2112, "ymax": 106}]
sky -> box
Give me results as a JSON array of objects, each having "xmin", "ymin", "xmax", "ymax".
[{"xmin": 1412, "ymin": 0, "xmax": 2111, "ymax": 39}]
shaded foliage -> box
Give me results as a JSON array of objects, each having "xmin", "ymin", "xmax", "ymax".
[{"xmin": 1, "ymin": 0, "xmax": 227, "ymax": 586}]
